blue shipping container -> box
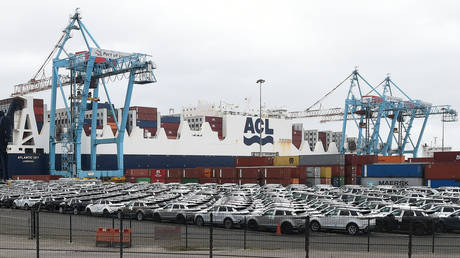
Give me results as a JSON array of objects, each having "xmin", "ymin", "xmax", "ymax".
[
  {"xmin": 161, "ymin": 116, "xmax": 180, "ymax": 123},
  {"xmin": 363, "ymin": 164, "xmax": 423, "ymax": 178},
  {"xmin": 136, "ymin": 120, "xmax": 157, "ymax": 128},
  {"xmin": 425, "ymin": 179, "xmax": 460, "ymax": 188}
]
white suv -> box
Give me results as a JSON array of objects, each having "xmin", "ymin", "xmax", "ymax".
[
  {"xmin": 310, "ymin": 208, "xmax": 376, "ymax": 235},
  {"xmin": 86, "ymin": 199, "xmax": 124, "ymax": 216}
]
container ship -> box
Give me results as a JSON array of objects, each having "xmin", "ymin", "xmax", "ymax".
[{"xmin": 1, "ymin": 97, "xmax": 460, "ymax": 189}]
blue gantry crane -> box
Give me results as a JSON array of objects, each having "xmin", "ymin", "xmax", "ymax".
[
  {"xmin": 339, "ymin": 69, "xmax": 457, "ymax": 157},
  {"xmin": 12, "ymin": 9, "xmax": 157, "ymax": 178}
]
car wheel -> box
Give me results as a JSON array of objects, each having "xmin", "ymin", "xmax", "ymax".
[
  {"xmin": 73, "ymin": 207, "xmax": 79, "ymax": 215},
  {"xmin": 281, "ymin": 222, "xmax": 293, "ymax": 234},
  {"xmin": 310, "ymin": 221, "xmax": 321, "ymax": 232},
  {"xmin": 24, "ymin": 204, "xmax": 29, "ymax": 210},
  {"xmin": 11, "ymin": 203, "xmax": 17, "ymax": 209},
  {"xmin": 137, "ymin": 212, "xmax": 144, "ymax": 221},
  {"xmin": 248, "ymin": 220, "xmax": 258, "ymax": 230},
  {"xmin": 103, "ymin": 209, "xmax": 110, "ymax": 217},
  {"xmin": 176, "ymin": 214, "xmax": 186, "ymax": 224},
  {"xmin": 224, "ymin": 218, "xmax": 233, "ymax": 229},
  {"xmin": 153, "ymin": 213, "xmax": 161, "ymax": 222},
  {"xmin": 346, "ymin": 223, "xmax": 359, "ymax": 236},
  {"xmin": 86, "ymin": 208, "xmax": 92, "ymax": 216},
  {"xmin": 196, "ymin": 216, "xmax": 204, "ymax": 226}
]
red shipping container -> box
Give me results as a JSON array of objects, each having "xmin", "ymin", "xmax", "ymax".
[
  {"xmin": 433, "ymin": 152, "xmax": 460, "ymax": 163},
  {"xmin": 238, "ymin": 178, "xmax": 260, "ymax": 185},
  {"xmin": 144, "ymin": 128, "xmax": 157, "ymax": 136},
  {"xmin": 425, "ymin": 163, "xmax": 460, "ymax": 180},
  {"xmin": 264, "ymin": 167, "xmax": 293, "ymax": 179},
  {"xmin": 299, "ymin": 178, "xmax": 306, "ymax": 184},
  {"xmin": 219, "ymin": 167, "xmax": 237, "ymax": 179},
  {"xmin": 264, "ymin": 178, "xmax": 291, "ymax": 187},
  {"xmin": 219, "ymin": 178, "xmax": 238, "ymax": 184},
  {"xmin": 200, "ymin": 178, "xmax": 218, "ymax": 184},
  {"xmin": 126, "ymin": 176, "xmax": 138, "ymax": 183},
  {"xmin": 345, "ymin": 175, "xmax": 358, "ymax": 185},
  {"xmin": 125, "ymin": 169, "xmax": 150, "ymax": 177},
  {"xmin": 150, "ymin": 169, "xmax": 167, "ymax": 182},
  {"xmin": 320, "ymin": 178, "xmax": 331, "ymax": 185},
  {"xmin": 167, "ymin": 168, "xmax": 184, "ymax": 178},
  {"xmin": 407, "ymin": 157, "xmax": 435, "ymax": 163},
  {"xmin": 345, "ymin": 154, "xmax": 378, "ymax": 165},
  {"xmin": 237, "ymin": 167, "xmax": 261, "ymax": 179},
  {"xmin": 298, "ymin": 166, "xmax": 308, "ymax": 179},
  {"xmin": 165, "ymin": 177, "xmax": 181, "ymax": 183},
  {"xmin": 236, "ymin": 157, "xmax": 274, "ymax": 167}
]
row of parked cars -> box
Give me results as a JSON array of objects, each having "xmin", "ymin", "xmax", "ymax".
[{"xmin": 2, "ymin": 179, "xmax": 460, "ymax": 235}]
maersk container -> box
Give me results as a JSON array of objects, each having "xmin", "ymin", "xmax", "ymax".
[
  {"xmin": 299, "ymin": 154, "xmax": 345, "ymax": 166},
  {"xmin": 361, "ymin": 177, "xmax": 423, "ymax": 187},
  {"xmin": 425, "ymin": 179, "xmax": 460, "ymax": 188},
  {"xmin": 363, "ymin": 164, "xmax": 423, "ymax": 178}
]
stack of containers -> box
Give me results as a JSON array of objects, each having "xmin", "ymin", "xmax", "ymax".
[
  {"xmin": 273, "ymin": 156, "xmax": 301, "ymax": 185},
  {"xmin": 425, "ymin": 152, "xmax": 460, "ymax": 188},
  {"xmin": 235, "ymin": 157, "xmax": 274, "ymax": 167},
  {"xmin": 33, "ymin": 99, "xmax": 44, "ymax": 133},
  {"xmin": 205, "ymin": 116, "xmax": 223, "ymax": 139},
  {"xmin": 149, "ymin": 169, "xmax": 167, "ymax": 183},
  {"xmin": 184, "ymin": 167, "xmax": 217, "ymax": 184},
  {"xmin": 345, "ymin": 154, "xmax": 378, "ymax": 185},
  {"xmin": 131, "ymin": 106, "xmax": 158, "ymax": 137},
  {"xmin": 236, "ymin": 167, "xmax": 261, "ymax": 185},
  {"xmin": 263, "ymin": 167, "xmax": 296, "ymax": 186},
  {"xmin": 306, "ymin": 167, "xmax": 321, "ymax": 186},
  {"xmin": 318, "ymin": 132, "xmax": 327, "ymax": 151},
  {"xmin": 161, "ymin": 115, "xmax": 180, "ymax": 139},
  {"xmin": 291, "ymin": 124, "xmax": 303, "ymax": 149},
  {"xmin": 377, "ymin": 155, "xmax": 405, "ymax": 163},
  {"xmin": 299, "ymin": 154, "xmax": 345, "ymax": 186},
  {"xmin": 361, "ymin": 163, "xmax": 424, "ymax": 187},
  {"xmin": 125, "ymin": 169, "xmax": 151, "ymax": 183},
  {"xmin": 218, "ymin": 167, "xmax": 238, "ymax": 184},
  {"xmin": 166, "ymin": 168, "xmax": 183, "ymax": 183}
]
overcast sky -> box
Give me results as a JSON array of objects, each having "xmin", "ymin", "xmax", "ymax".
[{"xmin": 1, "ymin": 0, "xmax": 459, "ymax": 152}]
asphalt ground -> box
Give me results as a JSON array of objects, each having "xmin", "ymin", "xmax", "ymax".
[{"xmin": 1, "ymin": 209, "xmax": 460, "ymax": 257}]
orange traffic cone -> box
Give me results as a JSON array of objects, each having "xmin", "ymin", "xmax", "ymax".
[{"xmin": 276, "ymin": 222, "xmax": 282, "ymax": 235}]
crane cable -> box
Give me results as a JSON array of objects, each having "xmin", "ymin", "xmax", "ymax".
[
  {"xmin": 305, "ymin": 72, "xmax": 353, "ymax": 111},
  {"xmin": 31, "ymin": 33, "xmax": 67, "ymax": 81}
]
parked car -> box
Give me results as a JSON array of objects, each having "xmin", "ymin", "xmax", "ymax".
[
  {"xmin": 117, "ymin": 201, "xmax": 157, "ymax": 221},
  {"xmin": 376, "ymin": 209, "xmax": 435, "ymax": 235},
  {"xmin": 247, "ymin": 208, "xmax": 306, "ymax": 234},
  {"xmin": 153, "ymin": 203, "xmax": 200, "ymax": 223},
  {"xmin": 194, "ymin": 205, "xmax": 248, "ymax": 229},
  {"xmin": 86, "ymin": 199, "xmax": 125, "ymax": 216},
  {"xmin": 309, "ymin": 208, "xmax": 376, "ymax": 235}
]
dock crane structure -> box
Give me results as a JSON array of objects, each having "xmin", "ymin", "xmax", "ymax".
[
  {"xmin": 11, "ymin": 9, "xmax": 157, "ymax": 178},
  {"xmin": 287, "ymin": 69, "xmax": 457, "ymax": 157}
]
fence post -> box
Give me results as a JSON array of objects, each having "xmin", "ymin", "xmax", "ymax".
[
  {"xmin": 29, "ymin": 209, "xmax": 35, "ymax": 239},
  {"xmin": 36, "ymin": 210, "xmax": 39, "ymax": 258},
  {"xmin": 305, "ymin": 216, "xmax": 310, "ymax": 258},
  {"xmin": 69, "ymin": 213, "xmax": 72, "ymax": 243},
  {"xmin": 210, "ymin": 213, "xmax": 213, "ymax": 258},
  {"xmin": 243, "ymin": 216, "xmax": 247, "ymax": 250},
  {"xmin": 408, "ymin": 219, "xmax": 412, "ymax": 258},
  {"xmin": 112, "ymin": 217, "xmax": 115, "ymax": 229},
  {"xmin": 367, "ymin": 218, "xmax": 370, "ymax": 252},
  {"xmin": 185, "ymin": 213, "xmax": 188, "ymax": 249},
  {"xmin": 120, "ymin": 217, "xmax": 123, "ymax": 258},
  {"xmin": 431, "ymin": 219, "xmax": 435, "ymax": 254}
]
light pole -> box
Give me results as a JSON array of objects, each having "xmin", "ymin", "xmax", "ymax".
[
  {"xmin": 441, "ymin": 108, "xmax": 446, "ymax": 152},
  {"xmin": 256, "ymin": 79, "xmax": 265, "ymax": 157}
]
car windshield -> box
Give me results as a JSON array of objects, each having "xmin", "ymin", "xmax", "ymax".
[{"xmin": 391, "ymin": 209, "xmax": 403, "ymax": 216}]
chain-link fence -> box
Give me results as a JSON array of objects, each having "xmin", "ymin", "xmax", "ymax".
[{"xmin": 1, "ymin": 209, "xmax": 460, "ymax": 257}]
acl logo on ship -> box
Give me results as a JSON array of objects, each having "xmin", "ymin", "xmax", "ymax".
[{"xmin": 243, "ymin": 117, "xmax": 274, "ymax": 146}]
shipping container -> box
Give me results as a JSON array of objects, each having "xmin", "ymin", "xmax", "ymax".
[
  {"xmin": 185, "ymin": 167, "xmax": 216, "ymax": 178},
  {"xmin": 238, "ymin": 178, "xmax": 260, "ymax": 185},
  {"xmin": 306, "ymin": 167, "xmax": 321, "ymax": 178},
  {"xmin": 125, "ymin": 169, "xmax": 150, "ymax": 177},
  {"xmin": 273, "ymin": 156, "xmax": 299, "ymax": 166},
  {"xmin": 363, "ymin": 164, "xmax": 423, "ymax": 178},
  {"xmin": 136, "ymin": 177, "xmax": 151, "ymax": 183},
  {"xmin": 433, "ymin": 152, "xmax": 460, "ymax": 163},
  {"xmin": 181, "ymin": 178, "xmax": 200, "ymax": 184},
  {"xmin": 236, "ymin": 157, "xmax": 274, "ymax": 167},
  {"xmin": 136, "ymin": 120, "xmax": 157, "ymax": 128},
  {"xmin": 299, "ymin": 154, "xmax": 345, "ymax": 166},
  {"xmin": 361, "ymin": 177, "xmax": 423, "ymax": 187},
  {"xmin": 12, "ymin": 175, "xmax": 61, "ymax": 182},
  {"xmin": 218, "ymin": 167, "xmax": 237, "ymax": 179},
  {"xmin": 237, "ymin": 167, "xmax": 261, "ymax": 179},
  {"xmin": 425, "ymin": 163, "xmax": 460, "ymax": 180},
  {"xmin": 264, "ymin": 178, "xmax": 292, "ymax": 187},
  {"xmin": 407, "ymin": 157, "xmax": 435, "ymax": 163},
  {"xmin": 263, "ymin": 167, "xmax": 296, "ymax": 179},
  {"xmin": 200, "ymin": 178, "xmax": 218, "ymax": 184},
  {"xmin": 320, "ymin": 178, "xmax": 331, "ymax": 185},
  {"xmin": 161, "ymin": 115, "xmax": 181, "ymax": 123},
  {"xmin": 377, "ymin": 155, "xmax": 405, "ymax": 163},
  {"xmin": 425, "ymin": 179, "xmax": 460, "ymax": 188},
  {"xmin": 150, "ymin": 169, "xmax": 167, "ymax": 182},
  {"xmin": 130, "ymin": 106, "xmax": 158, "ymax": 121},
  {"xmin": 306, "ymin": 177, "xmax": 321, "ymax": 187},
  {"xmin": 345, "ymin": 154, "xmax": 378, "ymax": 165},
  {"xmin": 165, "ymin": 178, "xmax": 181, "ymax": 184},
  {"xmin": 167, "ymin": 168, "xmax": 184, "ymax": 179},
  {"xmin": 219, "ymin": 178, "xmax": 238, "ymax": 184},
  {"xmin": 291, "ymin": 178, "xmax": 300, "ymax": 184},
  {"xmin": 320, "ymin": 167, "xmax": 332, "ymax": 178}
]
